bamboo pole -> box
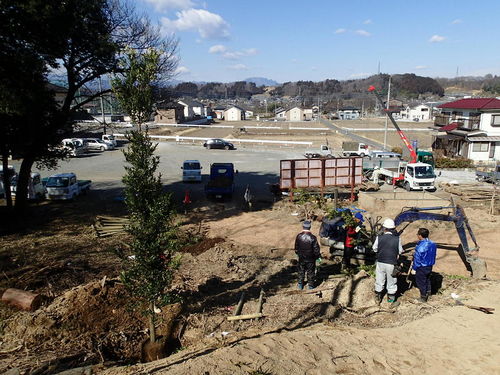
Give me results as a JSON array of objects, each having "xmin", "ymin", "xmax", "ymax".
[{"xmin": 227, "ymin": 313, "xmax": 263, "ymax": 321}]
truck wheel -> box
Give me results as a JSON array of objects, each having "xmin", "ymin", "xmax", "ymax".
[
  {"xmin": 404, "ymin": 182, "xmax": 411, "ymax": 191},
  {"xmin": 326, "ymin": 154, "xmax": 333, "ymax": 158},
  {"xmin": 385, "ymin": 178, "xmax": 393, "ymax": 185},
  {"xmin": 360, "ymin": 153, "xmax": 365, "ymax": 157}
]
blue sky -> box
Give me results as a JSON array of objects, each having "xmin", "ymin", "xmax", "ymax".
[{"xmin": 136, "ymin": 0, "xmax": 500, "ymax": 83}]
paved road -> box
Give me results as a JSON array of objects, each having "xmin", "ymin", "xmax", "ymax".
[
  {"xmin": 320, "ymin": 119, "xmax": 385, "ymax": 149},
  {"xmin": 12, "ymin": 142, "xmax": 304, "ymax": 205}
]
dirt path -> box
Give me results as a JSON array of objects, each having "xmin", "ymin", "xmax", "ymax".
[{"xmin": 103, "ymin": 281, "xmax": 500, "ymax": 375}]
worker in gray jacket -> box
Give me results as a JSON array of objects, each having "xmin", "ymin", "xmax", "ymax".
[{"xmin": 372, "ymin": 218, "xmax": 403, "ymax": 304}]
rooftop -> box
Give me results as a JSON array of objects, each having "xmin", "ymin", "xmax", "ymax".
[{"xmin": 437, "ymin": 98, "xmax": 500, "ymax": 110}]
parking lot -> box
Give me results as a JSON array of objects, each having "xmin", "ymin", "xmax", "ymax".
[{"xmin": 11, "ymin": 141, "xmax": 305, "ymax": 205}]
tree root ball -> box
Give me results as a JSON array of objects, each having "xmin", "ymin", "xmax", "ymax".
[{"xmin": 141, "ymin": 337, "xmax": 168, "ymax": 362}]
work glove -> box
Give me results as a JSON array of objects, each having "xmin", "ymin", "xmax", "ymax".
[
  {"xmin": 316, "ymin": 257, "xmax": 322, "ymax": 265},
  {"xmin": 410, "ymin": 269, "xmax": 416, "ymax": 275},
  {"xmin": 355, "ymin": 226, "xmax": 361, "ymax": 233}
]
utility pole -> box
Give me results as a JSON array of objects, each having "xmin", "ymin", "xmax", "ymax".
[
  {"xmin": 383, "ymin": 76, "xmax": 391, "ymax": 150},
  {"xmin": 99, "ymin": 76, "xmax": 107, "ymax": 134}
]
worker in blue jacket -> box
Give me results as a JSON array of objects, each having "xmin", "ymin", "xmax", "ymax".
[{"xmin": 413, "ymin": 228, "xmax": 437, "ymax": 302}]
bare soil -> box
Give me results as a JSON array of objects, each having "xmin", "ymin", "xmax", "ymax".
[{"xmin": 1, "ymin": 195, "xmax": 499, "ymax": 374}]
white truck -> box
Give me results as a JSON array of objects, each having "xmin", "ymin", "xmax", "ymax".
[
  {"xmin": 342, "ymin": 141, "xmax": 369, "ymax": 157},
  {"xmin": 45, "ymin": 173, "xmax": 91, "ymax": 200},
  {"xmin": 61, "ymin": 138, "xmax": 86, "ymax": 157},
  {"xmin": 372, "ymin": 162, "xmax": 436, "ymax": 191},
  {"xmin": 304, "ymin": 145, "xmax": 334, "ymax": 158},
  {"xmin": 11, "ymin": 172, "xmax": 46, "ymax": 200}
]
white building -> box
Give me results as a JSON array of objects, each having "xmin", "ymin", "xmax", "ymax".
[
  {"xmin": 177, "ymin": 98, "xmax": 206, "ymax": 120},
  {"xmin": 338, "ymin": 107, "xmax": 360, "ymax": 120},
  {"xmin": 224, "ymin": 105, "xmax": 246, "ymax": 121},
  {"xmin": 400, "ymin": 104, "xmax": 432, "ymax": 121},
  {"xmin": 433, "ymin": 98, "xmax": 500, "ymax": 163},
  {"xmin": 275, "ymin": 108, "xmax": 286, "ymax": 120}
]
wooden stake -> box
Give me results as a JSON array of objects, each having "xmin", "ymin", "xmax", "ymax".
[
  {"xmin": 233, "ymin": 291, "xmax": 245, "ymax": 316},
  {"xmin": 256, "ymin": 289, "xmax": 264, "ymax": 314}
]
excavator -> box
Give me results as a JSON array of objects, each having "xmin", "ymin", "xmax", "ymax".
[
  {"xmin": 393, "ymin": 203, "xmax": 487, "ymax": 278},
  {"xmin": 322, "ymin": 202, "xmax": 486, "ymax": 278}
]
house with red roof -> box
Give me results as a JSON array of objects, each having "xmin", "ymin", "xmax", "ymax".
[{"xmin": 433, "ymin": 98, "xmax": 500, "ymax": 163}]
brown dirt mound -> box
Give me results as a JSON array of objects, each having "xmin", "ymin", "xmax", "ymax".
[
  {"xmin": 181, "ymin": 237, "xmax": 225, "ymax": 256},
  {"xmin": 0, "ymin": 279, "xmax": 179, "ymax": 373}
]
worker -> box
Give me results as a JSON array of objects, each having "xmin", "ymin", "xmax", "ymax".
[
  {"xmin": 318, "ymin": 215, "xmax": 345, "ymax": 247},
  {"xmin": 294, "ymin": 220, "xmax": 321, "ymax": 290},
  {"xmin": 343, "ymin": 212, "xmax": 364, "ymax": 271},
  {"xmin": 413, "ymin": 228, "xmax": 437, "ymax": 302},
  {"xmin": 372, "ymin": 218, "xmax": 403, "ymax": 304}
]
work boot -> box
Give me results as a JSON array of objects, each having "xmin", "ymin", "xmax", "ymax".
[
  {"xmin": 297, "ymin": 282, "xmax": 304, "ymax": 290},
  {"xmin": 374, "ymin": 292, "xmax": 383, "ymax": 305},
  {"xmin": 417, "ymin": 294, "xmax": 429, "ymax": 303},
  {"xmin": 387, "ymin": 294, "xmax": 396, "ymax": 303}
]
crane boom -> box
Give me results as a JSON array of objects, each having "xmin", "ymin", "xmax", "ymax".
[{"xmin": 368, "ymin": 85, "xmax": 417, "ymax": 163}]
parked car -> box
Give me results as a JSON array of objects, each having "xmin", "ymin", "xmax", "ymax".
[
  {"xmin": 84, "ymin": 138, "xmax": 114, "ymax": 151},
  {"xmin": 102, "ymin": 134, "xmax": 117, "ymax": 147},
  {"xmin": 61, "ymin": 138, "xmax": 86, "ymax": 157},
  {"xmin": 203, "ymin": 138, "xmax": 235, "ymax": 150},
  {"xmin": 182, "ymin": 160, "xmax": 202, "ymax": 182}
]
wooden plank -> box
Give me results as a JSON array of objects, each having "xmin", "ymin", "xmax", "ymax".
[{"xmin": 227, "ymin": 313, "xmax": 263, "ymax": 321}]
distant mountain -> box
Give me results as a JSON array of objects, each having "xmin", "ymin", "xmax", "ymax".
[{"xmin": 244, "ymin": 77, "xmax": 279, "ymax": 86}]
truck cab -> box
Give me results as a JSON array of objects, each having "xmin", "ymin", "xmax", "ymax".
[
  {"xmin": 182, "ymin": 160, "xmax": 202, "ymax": 182},
  {"xmin": 403, "ymin": 163, "xmax": 436, "ymax": 191}
]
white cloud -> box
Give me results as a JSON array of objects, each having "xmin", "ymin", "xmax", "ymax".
[
  {"xmin": 363, "ymin": 19, "xmax": 372, "ymax": 24},
  {"xmin": 334, "ymin": 28, "xmax": 347, "ymax": 34},
  {"xmin": 350, "ymin": 72, "xmax": 370, "ymax": 78},
  {"xmin": 143, "ymin": 0, "xmax": 194, "ymax": 11},
  {"xmin": 161, "ymin": 9, "xmax": 230, "ymax": 39},
  {"xmin": 451, "ymin": 19, "xmax": 462, "ymax": 24},
  {"xmin": 415, "ymin": 65, "xmax": 427, "ymax": 70},
  {"xmin": 429, "ymin": 34, "xmax": 446, "ymax": 43},
  {"xmin": 311, "ymin": 66, "xmax": 318, "ymax": 71},
  {"xmin": 355, "ymin": 29, "xmax": 371, "ymax": 37},
  {"xmin": 209, "ymin": 44, "xmax": 227, "ymax": 54},
  {"xmin": 175, "ymin": 66, "xmax": 190, "ymax": 74},
  {"xmin": 217, "ymin": 47, "xmax": 258, "ymax": 60},
  {"xmin": 228, "ymin": 64, "xmax": 248, "ymax": 70}
]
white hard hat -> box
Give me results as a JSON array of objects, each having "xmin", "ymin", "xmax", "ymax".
[{"xmin": 382, "ymin": 218, "xmax": 396, "ymax": 229}]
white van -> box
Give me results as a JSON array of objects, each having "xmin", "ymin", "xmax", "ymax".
[{"xmin": 181, "ymin": 160, "xmax": 202, "ymax": 182}]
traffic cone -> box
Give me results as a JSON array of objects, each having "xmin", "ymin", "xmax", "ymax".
[{"xmin": 183, "ymin": 189, "xmax": 192, "ymax": 205}]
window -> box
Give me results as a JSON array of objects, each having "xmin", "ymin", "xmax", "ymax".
[
  {"xmin": 491, "ymin": 115, "xmax": 500, "ymax": 126},
  {"xmin": 472, "ymin": 142, "xmax": 489, "ymax": 152}
]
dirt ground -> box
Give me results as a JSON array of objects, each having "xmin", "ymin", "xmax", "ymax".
[{"xmin": 1, "ymin": 193, "xmax": 500, "ymax": 374}]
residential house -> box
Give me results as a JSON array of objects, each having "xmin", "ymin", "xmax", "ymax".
[
  {"xmin": 245, "ymin": 110, "xmax": 254, "ymax": 118},
  {"xmin": 433, "ymin": 98, "xmax": 500, "ymax": 163},
  {"xmin": 213, "ymin": 106, "xmax": 226, "ymax": 120},
  {"xmin": 284, "ymin": 106, "xmax": 313, "ymax": 121},
  {"xmin": 400, "ymin": 104, "xmax": 432, "ymax": 121},
  {"xmin": 275, "ymin": 107, "xmax": 286, "ymax": 120},
  {"xmin": 177, "ymin": 98, "xmax": 206, "ymax": 120},
  {"xmin": 224, "ymin": 105, "xmax": 246, "ymax": 121},
  {"xmin": 155, "ymin": 101, "xmax": 184, "ymax": 123},
  {"xmin": 338, "ymin": 107, "xmax": 361, "ymax": 120}
]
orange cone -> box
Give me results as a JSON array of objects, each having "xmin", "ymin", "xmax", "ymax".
[{"xmin": 183, "ymin": 189, "xmax": 192, "ymax": 205}]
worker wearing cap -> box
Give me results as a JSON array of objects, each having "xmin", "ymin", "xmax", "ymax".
[
  {"xmin": 343, "ymin": 212, "xmax": 365, "ymax": 271},
  {"xmin": 295, "ymin": 220, "xmax": 321, "ymax": 290},
  {"xmin": 372, "ymin": 218, "xmax": 403, "ymax": 303}
]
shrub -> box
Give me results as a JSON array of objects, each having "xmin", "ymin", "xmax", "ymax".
[
  {"xmin": 391, "ymin": 146, "xmax": 403, "ymax": 155},
  {"xmin": 435, "ymin": 157, "xmax": 473, "ymax": 168}
]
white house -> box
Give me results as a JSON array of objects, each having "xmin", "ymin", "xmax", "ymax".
[
  {"xmin": 224, "ymin": 105, "xmax": 246, "ymax": 121},
  {"xmin": 177, "ymin": 98, "xmax": 206, "ymax": 120},
  {"xmin": 284, "ymin": 106, "xmax": 313, "ymax": 121},
  {"xmin": 400, "ymin": 104, "xmax": 432, "ymax": 121},
  {"xmin": 275, "ymin": 108, "xmax": 286, "ymax": 120},
  {"xmin": 245, "ymin": 110, "xmax": 254, "ymax": 118},
  {"xmin": 338, "ymin": 107, "xmax": 360, "ymax": 120},
  {"xmin": 433, "ymin": 98, "xmax": 500, "ymax": 163}
]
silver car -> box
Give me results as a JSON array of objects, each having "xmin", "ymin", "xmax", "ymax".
[{"xmin": 84, "ymin": 138, "xmax": 114, "ymax": 151}]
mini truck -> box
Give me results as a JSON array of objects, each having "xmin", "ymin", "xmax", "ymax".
[
  {"xmin": 204, "ymin": 163, "xmax": 236, "ymax": 198},
  {"xmin": 45, "ymin": 173, "xmax": 91, "ymax": 200},
  {"xmin": 476, "ymin": 165, "xmax": 500, "ymax": 183},
  {"xmin": 182, "ymin": 160, "xmax": 202, "ymax": 182}
]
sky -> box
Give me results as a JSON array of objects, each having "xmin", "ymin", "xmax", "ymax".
[{"xmin": 135, "ymin": 0, "xmax": 500, "ymax": 83}]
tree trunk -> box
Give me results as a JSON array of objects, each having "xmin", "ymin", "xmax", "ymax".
[
  {"xmin": 149, "ymin": 302, "xmax": 156, "ymax": 343},
  {"xmin": 14, "ymin": 155, "xmax": 35, "ymax": 212},
  {"xmin": 1, "ymin": 144, "xmax": 13, "ymax": 209}
]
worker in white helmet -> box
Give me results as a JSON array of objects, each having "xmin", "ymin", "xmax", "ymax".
[{"xmin": 372, "ymin": 218, "xmax": 403, "ymax": 304}]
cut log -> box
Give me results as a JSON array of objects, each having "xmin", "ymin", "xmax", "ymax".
[{"xmin": 1, "ymin": 288, "xmax": 43, "ymax": 311}]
